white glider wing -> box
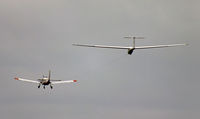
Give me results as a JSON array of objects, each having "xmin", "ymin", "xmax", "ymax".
[
  {"xmin": 73, "ymin": 43, "xmax": 187, "ymax": 55},
  {"xmin": 51, "ymin": 80, "xmax": 77, "ymax": 85},
  {"xmin": 14, "ymin": 77, "xmax": 40, "ymax": 84},
  {"xmin": 73, "ymin": 43, "xmax": 187, "ymax": 50},
  {"xmin": 73, "ymin": 44, "xmax": 131, "ymax": 49},
  {"xmin": 135, "ymin": 44, "xmax": 187, "ymax": 49}
]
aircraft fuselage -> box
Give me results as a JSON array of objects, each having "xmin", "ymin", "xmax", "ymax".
[{"xmin": 38, "ymin": 78, "xmax": 50, "ymax": 85}]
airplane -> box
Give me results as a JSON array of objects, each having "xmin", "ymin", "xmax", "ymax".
[
  {"xmin": 73, "ymin": 36, "xmax": 188, "ymax": 55},
  {"xmin": 14, "ymin": 70, "xmax": 77, "ymax": 89}
]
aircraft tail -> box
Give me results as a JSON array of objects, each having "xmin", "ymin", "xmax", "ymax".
[
  {"xmin": 124, "ymin": 36, "xmax": 145, "ymax": 39},
  {"xmin": 124, "ymin": 36, "xmax": 144, "ymax": 48}
]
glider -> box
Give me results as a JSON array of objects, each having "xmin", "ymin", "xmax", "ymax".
[{"xmin": 73, "ymin": 37, "xmax": 187, "ymax": 55}]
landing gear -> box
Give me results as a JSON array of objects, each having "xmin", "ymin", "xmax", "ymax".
[
  {"xmin": 38, "ymin": 84, "xmax": 41, "ymax": 88},
  {"xmin": 43, "ymin": 85, "xmax": 45, "ymax": 89},
  {"xmin": 50, "ymin": 85, "xmax": 53, "ymax": 89}
]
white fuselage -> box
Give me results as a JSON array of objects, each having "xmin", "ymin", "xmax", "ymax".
[{"xmin": 38, "ymin": 78, "xmax": 49, "ymax": 85}]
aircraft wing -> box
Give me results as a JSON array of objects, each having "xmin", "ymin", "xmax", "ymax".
[
  {"xmin": 73, "ymin": 44, "xmax": 131, "ymax": 49},
  {"xmin": 14, "ymin": 77, "xmax": 40, "ymax": 84},
  {"xmin": 51, "ymin": 80, "xmax": 77, "ymax": 85},
  {"xmin": 135, "ymin": 44, "xmax": 187, "ymax": 49}
]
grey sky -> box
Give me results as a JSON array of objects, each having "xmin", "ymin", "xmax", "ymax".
[{"xmin": 0, "ymin": 0, "xmax": 199, "ymax": 119}]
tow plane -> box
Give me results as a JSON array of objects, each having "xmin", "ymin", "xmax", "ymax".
[
  {"xmin": 14, "ymin": 70, "xmax": 77, "ymax": 89},
  {"xmin": 73, "ymin": 37, "xmax": 187, "ymax": 55}
]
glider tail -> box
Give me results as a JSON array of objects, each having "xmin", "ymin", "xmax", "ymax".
[
  {"xmin": 124, "ymin": 36, "xmax": 144, "ymax": 55},
  {"xmin": 124, "ymin": 36, "xmax": 144, "ymax": 48}
]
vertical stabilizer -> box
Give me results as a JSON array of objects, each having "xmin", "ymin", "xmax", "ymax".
[{"xmin": 48, "ymin": 70, "xmax": 51, "ymax": 81}]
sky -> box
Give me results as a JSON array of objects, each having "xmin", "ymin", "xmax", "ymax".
[{"xmin": 0, "ymin": 0, "xmax": 199, "ymax": 119}]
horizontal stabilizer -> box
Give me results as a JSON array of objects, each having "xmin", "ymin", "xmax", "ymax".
[{"xmin": 124, "ymin": 36, "xmax": 145, "ymax": 39}]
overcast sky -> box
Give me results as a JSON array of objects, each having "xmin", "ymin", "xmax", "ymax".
[{"xmin": 0, "ymin": 0, "xmax": 199, "ymax": 119}]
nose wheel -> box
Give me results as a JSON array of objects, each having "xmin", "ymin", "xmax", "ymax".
[
  {"xmin": 38, "ymin": 84, "xmax": 41, "ymax": 88},
  {"xmin": 38, "ymin": 84, "xmax": 52, "ymax": 89}
]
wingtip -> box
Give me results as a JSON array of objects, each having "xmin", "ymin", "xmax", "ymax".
[
  {"xmin": 14, "ymin": 77, "xmax": 19, "ymax": 80},
  {"xmin": 73, "ymin": 80, "xmax": 77, "ymax": 82}
]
